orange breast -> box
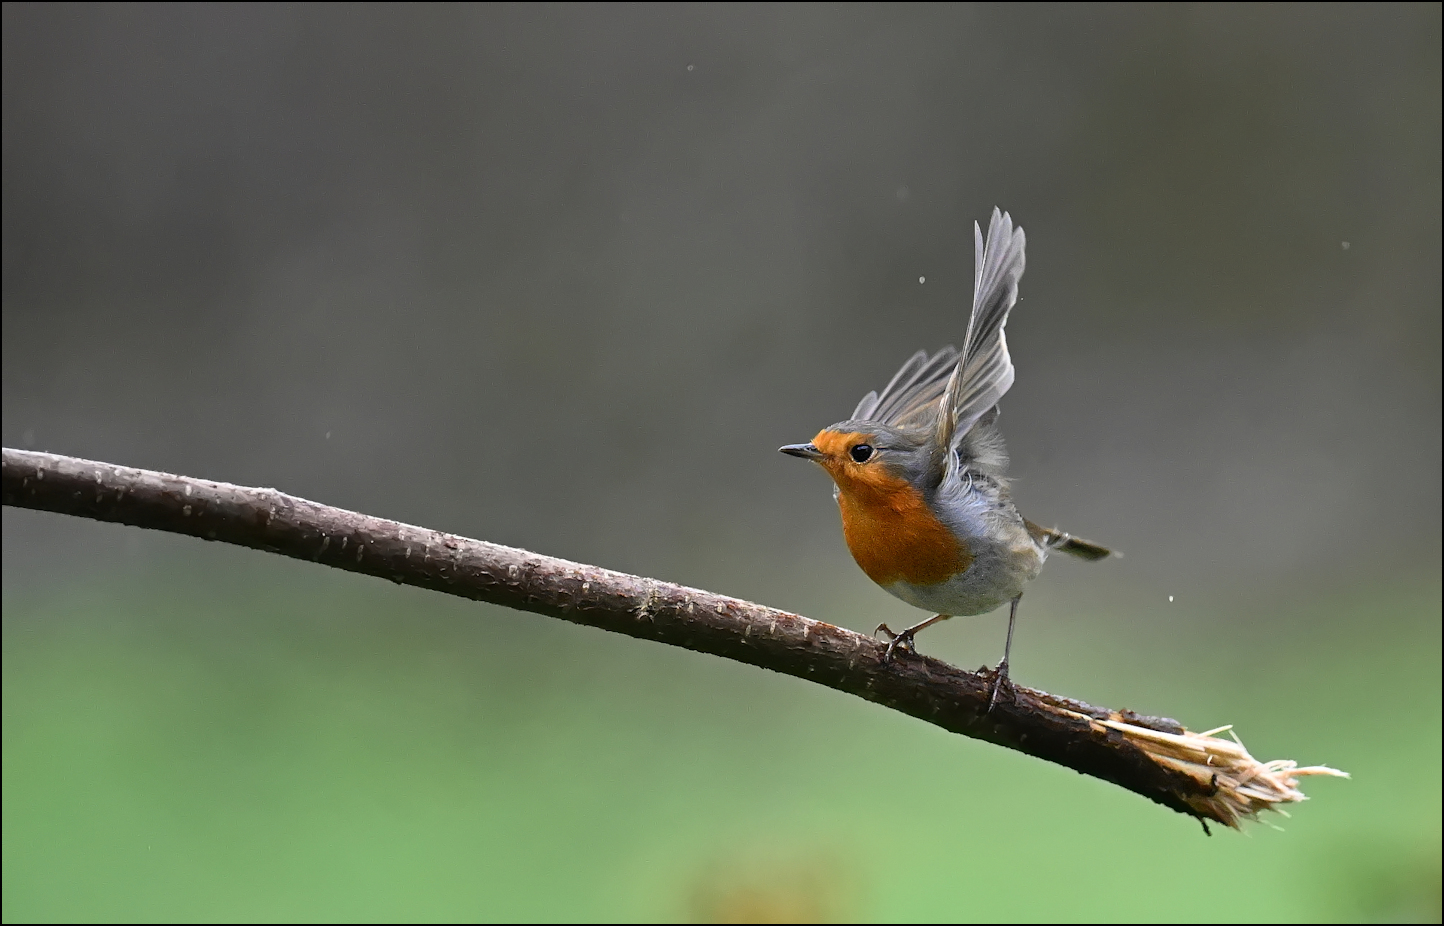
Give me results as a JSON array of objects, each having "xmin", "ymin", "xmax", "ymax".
[
  {"xmin": 837, "ymin": 479, "xmax": 970, "ymax": 580},
  {"xmin": 829, "ymin": 466, "xmax": 972, "ymax": 587}
]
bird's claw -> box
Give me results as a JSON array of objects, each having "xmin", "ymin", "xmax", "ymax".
[
  {"xmin": 986, "ymin": 658, "xmax": 1012, "ymax": 712},
  {"xmin": 873, "ymin": 623, "xmax": 916, "ymax": 662}
]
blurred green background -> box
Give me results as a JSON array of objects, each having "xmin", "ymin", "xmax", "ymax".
[{"xmin": 3, "ymin": 4, "xmax": 1439, "ymax": 922}]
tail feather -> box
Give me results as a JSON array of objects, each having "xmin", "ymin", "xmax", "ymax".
[{"xmin": 1024, "ymin": 519, "xmax": 1115, "ymax": 561}]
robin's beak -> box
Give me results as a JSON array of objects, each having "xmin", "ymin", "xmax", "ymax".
[{"xmin": 779, "ymin": 442, "xmax": 823, "ymax": 461}]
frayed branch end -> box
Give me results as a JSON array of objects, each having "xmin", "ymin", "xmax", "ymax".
[{"xmin": 1069, "ymin": 712, "xmax": 1349, "ymax": 829}]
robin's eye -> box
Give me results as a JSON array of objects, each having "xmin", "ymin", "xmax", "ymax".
[{"xmin": 849, "ymin": 444, "xmax": 874, "ymax": 463}]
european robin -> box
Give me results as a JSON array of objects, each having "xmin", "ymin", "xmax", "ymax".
[{"xmin": 781, "ymin": 208, "xmax": 1112, "ymax": 706}]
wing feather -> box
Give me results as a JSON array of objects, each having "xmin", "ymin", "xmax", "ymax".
[
  {"xmin": 852, "ymin": 346, "xmax": 961, "ymax": 427},
  {"xmin": 848, "ymin": 209, "xmax": 1026, "ymax": 451},
  {"xmin": 933, "ymin": 208, "xmax": 1025, "ymax": 454}
]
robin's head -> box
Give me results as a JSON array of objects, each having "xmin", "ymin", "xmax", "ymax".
[{"xmin": 779, "ymin": 423, "xmax": 934, "ymax": 497}]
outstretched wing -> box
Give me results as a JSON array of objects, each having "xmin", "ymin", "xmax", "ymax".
[
  {"xmin": 852, "ymin": 207, "xmax": 1026, "ymax": 445},
  {"xmin": 932, "ymin": 207, "xmax": 1025, "ymax": 456},
  {"xmin": 851, "ymin": 346, "xmax": 960, "ymax": 428}
]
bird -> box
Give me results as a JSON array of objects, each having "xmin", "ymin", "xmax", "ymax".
[{"xmin": 779, "ymin": 208, "xmax": 1112, "ymax": 707}]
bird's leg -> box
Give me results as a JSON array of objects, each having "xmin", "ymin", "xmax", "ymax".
[
  {"xmin": 987, "ymin": 595, "xmax": 1022, "ymax": 712},
  {"xmin": 874, "ymin": 614, "xmax": 951, "ymax": 662}
]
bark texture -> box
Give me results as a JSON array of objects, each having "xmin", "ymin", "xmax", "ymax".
[{"xmin": 3, "ymin": 448, "xmax": 1244, "ymax": 826}]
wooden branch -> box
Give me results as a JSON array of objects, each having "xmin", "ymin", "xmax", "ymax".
[{"xmin": 1, "ymin": 448, "xmax": 1344, "ymax": 830}]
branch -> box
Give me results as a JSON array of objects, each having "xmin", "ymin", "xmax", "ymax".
[{"xmin": 2, "ymin": 448, "xmax": 1344, "ymax": 830}]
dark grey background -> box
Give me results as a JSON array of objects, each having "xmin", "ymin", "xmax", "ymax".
[{"xmin": 5, "ymin": 2, "xmax": 1440, "ymax": 614}]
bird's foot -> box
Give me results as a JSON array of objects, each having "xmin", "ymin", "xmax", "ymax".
[
  {"xmin": 986, "ymin": 658, "xmax": 1012, "ymax": 713},
  {"xmin": 873, "ymin": 623, "xmax": 917, "ymax": 662}
]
